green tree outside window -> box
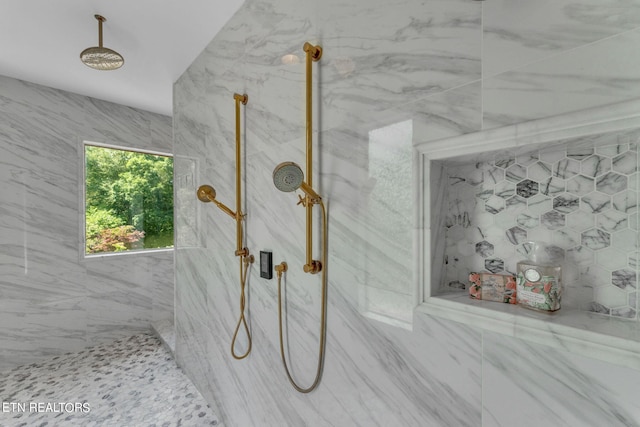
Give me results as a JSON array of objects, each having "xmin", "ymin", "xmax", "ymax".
[{"xmin": 85, "ymin": 144, "xmax": 174, "ymax": 254}]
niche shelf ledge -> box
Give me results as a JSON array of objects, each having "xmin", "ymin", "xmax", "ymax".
[{"xmin": 416, "ymin": 296, "xmax": 640, "ymax": 370}]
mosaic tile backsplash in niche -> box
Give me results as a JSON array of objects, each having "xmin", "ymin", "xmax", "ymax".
[{"xmin": 440, "ymin": 130, "xmax": 639, "ymax": 321}]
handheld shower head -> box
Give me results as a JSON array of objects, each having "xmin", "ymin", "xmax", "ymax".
[
  {"xmin": 273, "ymin": 162, "xmax": 304, "ymax": 192},
  {"xmin": 272, "ymin": 162, "xmax": 321, "ymax": 201},
  {"xmin": 197, "ymin": 184, "xmax": 216, "ymax": 202},
  {"xmin": 197, "ymin": 184, "xmax": 236, "ymax": 219}
]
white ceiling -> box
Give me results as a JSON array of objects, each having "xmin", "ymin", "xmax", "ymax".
[{"xmin": 0, "ymin": 0, "xmax": 245, "ymax": 116}]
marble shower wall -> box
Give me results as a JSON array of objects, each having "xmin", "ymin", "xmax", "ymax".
[
  {"xmin": 174, "ymin": 0, "xmax": 640, "ymax": 426},
  {"xmin": 0, "ymin": 75, "xmax": 174, "ymax": 372},
  {"xmin": 483, "ymin": 0, "xmax": 640, "ymax": 128}
]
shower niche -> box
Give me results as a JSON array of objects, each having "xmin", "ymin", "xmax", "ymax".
[{"xmin": 415, "ymin": 99, "xmax": 640, "ymax": 369}]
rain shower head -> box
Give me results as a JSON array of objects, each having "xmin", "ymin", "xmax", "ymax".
[
  {"xmin": 80, "ymin": 15, "xmax": 124, "ymax": 71},
  {"xmin": 273, "ymin": 162, "xmax": 321, "ymax": 200}
]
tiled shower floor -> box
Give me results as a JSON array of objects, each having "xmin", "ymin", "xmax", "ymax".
[{"xmin": 0, "ymin": 333, "xmax": 220, "ymax": 427}]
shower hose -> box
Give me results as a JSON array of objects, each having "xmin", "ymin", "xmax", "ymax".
[
  {"xmin": 231, "ymin": 253, "xmax": 253, "ymax": 360},
  {"xmin": 276, "ymin": 199, "xmax": 328, "ymax": 393}
]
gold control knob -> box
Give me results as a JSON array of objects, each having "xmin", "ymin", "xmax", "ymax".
[{"xmin": 303, "ymin": 260, "xmax": 322, "ymax": 274}]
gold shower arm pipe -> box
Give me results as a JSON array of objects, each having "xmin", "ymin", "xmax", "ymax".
[
  {"xmin": 196, "ymin": 185, "xmax": 236, "ymax": 219},
  {"xmin": 303, "ymin": 42, "xmax": 322, "ymax": 274},
  {"xmin": 234, "ymin": 93, "xmax": 248, "ymax": 257},
  {"xmin": 216, "ymin": 200, "xmax": 237, "ymax": 220}
]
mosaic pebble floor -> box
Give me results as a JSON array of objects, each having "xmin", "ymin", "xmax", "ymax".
[{"xmin": 0, "ymin": 333, "xmax": 220, "ymax": 427}]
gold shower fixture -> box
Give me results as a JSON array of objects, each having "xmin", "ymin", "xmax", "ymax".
[
  {"xmin": 273, "ymin": 162, "xmax": 321, "ymax": 201},
  {"xmin": 273, "ymin": 42, "xmax": 323, "ymax": 275},
  {"xmin": 273, "ymin": 42, "xmax": 328, "ymax": 394},
  {"xmin": 197, "ymin": 93, "xmax": 250, "ymax": 258},
  {"xmin": 197, "ymin": 93, "xmax": 254, "ymax": 360},
  {"xmin": 80, "ymin": 15, "xmax": 124, "ymax": 71},
  {"xmin": 197, "ymin": 185, "xmax": 236, "ymax": 219}
]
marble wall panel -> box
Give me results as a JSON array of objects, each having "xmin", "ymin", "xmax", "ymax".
[
  {"xmin": 174, "ymin": 0, "xmax": 485, "ymax": 425},
  {"xmin": 483, "ymin": 331, "xmax": 640, "ymax": 426},
  {"xmin": 150, "ymin": 114, "xmax": 174, "ymax": 152},
  {"xmin": 319, "ymin": 0, "xmax": 481, "ymax": 131},
  {"xmin": 152, "ymin": 252, "xmax": 175, "ymax": 323},
  {"xmin": 84, "ymin": 254, "xmax": 168, "ymax": 346},
  {"xmin": 484, "ymin": 15, "xmax": 640, "ymax": 128},
  {"xmin": 0, "ymin": 75, "xmax": 174, "ymax": 369},
  {"xmin": 0, "ymin": 298, "xmax": 86, "ymax": 372},
  {"xmin": 174, "ymin": 0, "xmax": 640, "ymax": 425},
  {"xmin": 483, "ymin": 0, "xmax": 640, "ymax": 77},
  {"xmin": 174, "ymin": 309, "xmax": 219, "ymax": 409}
]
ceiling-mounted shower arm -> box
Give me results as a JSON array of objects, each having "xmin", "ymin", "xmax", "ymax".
[
  {"xmin": 96, "ymin": 15, "xmax": 105, "ymax": 47},
  {"xmin": 80, "ymin": 14, "xmax": 124, "ymax": 70}
]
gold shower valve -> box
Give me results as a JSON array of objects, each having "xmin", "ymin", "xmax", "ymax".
[
  {"xmin": 303, "ymin": 260, "xmax": 322, "ymax": 275},
  {"xmin": 275, "ymin": 262, "xmax": 288, "ymax": 279}
]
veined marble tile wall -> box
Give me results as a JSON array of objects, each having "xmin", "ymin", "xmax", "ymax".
[
  {"xmin": 483, "ymin": 0, "xmax": 640, "ymax": 128},
  {"xmin": 174, "ymin": 0, "xmax": 640, "ymax": 425},
  {"xmin": 439, "ymin": 129, "xmax": 640, "ymax": 320},
  {"xmin": 0, "ymin": 75, "xmax": 174, "ymax": 371},
  {"xmin": 483, "ymin": 332, "xmax": 640, "ymax": 426}
]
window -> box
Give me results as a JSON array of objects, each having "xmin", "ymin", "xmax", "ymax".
[{"xmin": 84, "ymin": 143, "xmax": 174, "ymax": 255}]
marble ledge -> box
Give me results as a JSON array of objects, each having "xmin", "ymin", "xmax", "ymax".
[
  {"xmin": 152, "ymin": 319, "xmax": 176, "ymax": 357},
  {"xmin": 416, "ymin": 294, "xmax": 640, "ymax": 371}
]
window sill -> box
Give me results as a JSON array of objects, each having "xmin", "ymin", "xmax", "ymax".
[{"xmin": 82, "ymin": 247, "xmax": 174, "ymax": 260}]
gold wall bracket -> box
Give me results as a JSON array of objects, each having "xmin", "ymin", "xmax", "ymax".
[
  {"xmin": 235, "ymin": 248, "xmax": 249, "ymax": 257},
  {"xmin": 275, "ymin": 262, "xmax": 288, "ymax": 277},
  {"xmin": 303, "ymin": 42, "xmax": 323, "ymax": 62},
  {"xmin": 234, "ymin": 93, "xmax": 248, "ymax": 105}
]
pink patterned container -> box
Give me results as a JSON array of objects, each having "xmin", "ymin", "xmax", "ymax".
[{"xmin": 468, "ymin": 272, "xmax": 517, "ymax": 304}]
